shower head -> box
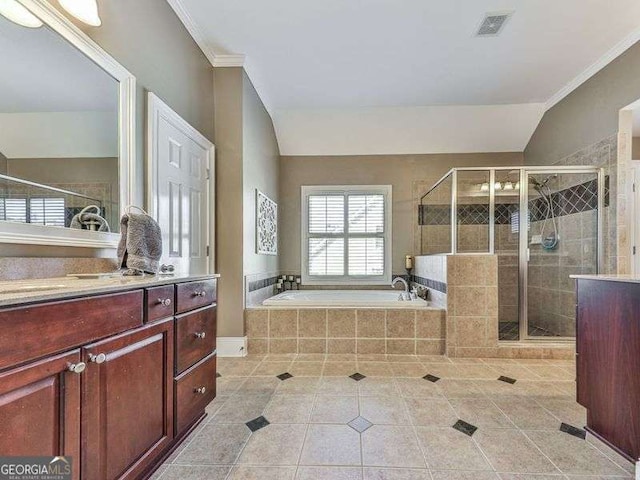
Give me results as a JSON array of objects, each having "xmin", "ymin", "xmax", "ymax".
[{"xmin": 529, "ymin": 174, "xmax": 557, "ymax": 191}]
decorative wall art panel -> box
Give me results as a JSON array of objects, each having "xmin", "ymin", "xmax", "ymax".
[{"xmin": 256, "ymin": 190, "xmax": 278, "ymax": 255}]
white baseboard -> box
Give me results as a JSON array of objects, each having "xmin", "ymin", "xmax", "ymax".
[{"xmin": 217, "ymin": 336, "xmax": 248, "ymax": 357}]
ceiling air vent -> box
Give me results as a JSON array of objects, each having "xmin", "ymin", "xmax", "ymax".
[{"xmin": 476, "ymin": 12, "xmax": 513, "ymax": 37}]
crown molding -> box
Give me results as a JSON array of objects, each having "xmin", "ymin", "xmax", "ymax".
[
  {"xmin": 545, "ymin": 26, "xmax": 640, "ymax": 111},
  {"xmin": 166, "ymin": 0, "xmax": 244, "ymax": 68},
  {"xmin": 212, "ymin": 54, "xmax": 246, "ymax": 68}
]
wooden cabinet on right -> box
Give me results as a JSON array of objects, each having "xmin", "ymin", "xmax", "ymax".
[{"xmin": 576, "ymin": 278, "xmax": 640, "ymax": 463}]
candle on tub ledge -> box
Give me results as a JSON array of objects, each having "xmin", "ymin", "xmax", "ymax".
[{"xmin": 405, "ymin": 255, "xmax": 414, "ymax": 270}]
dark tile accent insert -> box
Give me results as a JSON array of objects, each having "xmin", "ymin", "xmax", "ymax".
[
  {"xmin": 246, "ymin": 416, "xmax": 270, "ymax": 432},
  {"xmin": 411, "ymin": 275, "xmax": 447, "ymax": 294},
  {"xmin": 276, "ymin": 372, "xmax": 293, "ymax": 381},
  {"xmin": 423, "ymin": 374, "xmax": 441, "ymax": 383},
  {"xmin": 216, "ymin": 372, "xmax": 222, "ymax": 378},
  {"xmin": 498, "ymin": 376, "xmax": 517, "ymax": 384},
  {"xmin": 560, "ymin": 422, "xmax": 586, "ymax": 440},
  {"xmin": 349, "ymin": 373, "xmax": 366, "ymax": 381},
  {"xmin": 453, "ymin": 419, "xmax": 478, "ymax": 437},
  {"xmin": 248, "ymin": 276, "xmax": 281, "ymax": 292},
  {"xmin": 348, "ymin": 416, "xmax": 373, "ymax": 433}
]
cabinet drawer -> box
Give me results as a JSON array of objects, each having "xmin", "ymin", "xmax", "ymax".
[
  {"xmin": 176, "ymin": 280, "xmax": 217, "ymax": 314},
  {"xmin": 175, "ymin": 306, "xmax": 217, "ymax": 375},
  {"xmin": 146, "ymin": 285, "xmax": 175, "ymax": 323},
  {"xmin": 0, "ymin": 291, "xmax": 143, "ymax": 371},
  {"xmin": 174, "ymin": 353, "xmax": 216, "ymax": 434}
]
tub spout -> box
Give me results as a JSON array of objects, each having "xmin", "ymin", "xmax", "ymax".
[{"xmin": 392, "ymin": 277, "xmax": 410, "ymax": 301}]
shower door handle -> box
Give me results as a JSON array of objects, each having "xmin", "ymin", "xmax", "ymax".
[{"xmin": 526, "ymin": 248, "xmax": 530, "ymax": 262}]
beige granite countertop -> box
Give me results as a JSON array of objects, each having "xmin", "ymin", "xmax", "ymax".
[
  {"xmin": 0, "ymin": 273, "xmax": 220, "ymax": 308},
  {"xmin": 570, "ymin": 274, "xmax": 640, "ymax": 284}
]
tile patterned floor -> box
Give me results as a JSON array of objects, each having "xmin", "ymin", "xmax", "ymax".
[{"xmin": 153, "ymin": 354, "xmax": 634, "ymax": 480}]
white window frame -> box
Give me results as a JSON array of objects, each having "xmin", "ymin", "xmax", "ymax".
[{"xmin": 301, "ymin": 185, "xmax": 392, "ymax": 285}]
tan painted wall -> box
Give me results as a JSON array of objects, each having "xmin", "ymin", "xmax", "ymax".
[
  {"xmin": 242, "ymin": 73, "xmax": 280, "ymax": 276},
  {"xmin": 279, "ymin": 152, "xmax": 523, "ymax": 275},
  {"xmin": 0, "ymin": 151, "xmax": 6, "ymax": 174},
  {"xmin": 525, "ymin": 41, "xmax": 640, "ymax": 165},
  {"xmin": 214, "ymin": 67, "xmax": 244, "ymax": 337}
]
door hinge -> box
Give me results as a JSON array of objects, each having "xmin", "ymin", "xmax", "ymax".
[
  {"xmin": 206, "ymin": 245, "xmax": 210, "ymax": 256},
  {"xmin": 633, "ymin": 183, "xmax": 636, "ymax": 193},
  {"xmin": 634, "ymin": 246, "xmax": 637, "ymax": 255},
  {"xmin": 206, "ymin": 168, "xmax": 211, "ymax": 180}
]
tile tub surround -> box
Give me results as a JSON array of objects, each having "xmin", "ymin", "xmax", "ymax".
[
  {"xmin": 413, "ymin": 254, "xmax": 448, "ymax": 307},
  {"xmin": 244, "ymin": 308, "xmax": 446, "ymax": 355},
  {"xmin": 156, "ymin": 354, "xmax": 635, "ymax": 480}
]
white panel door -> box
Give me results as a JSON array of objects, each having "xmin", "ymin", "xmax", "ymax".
[{"xmin": 148, "ymin": 93, "xmax": 214, "ymax": 274}]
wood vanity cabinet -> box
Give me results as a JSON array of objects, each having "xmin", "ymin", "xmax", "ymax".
[
  {"xmin": 0, "ymin": 276, "xmax": 218, "ymax": 480},
  {"xmin": 576, "ymin": 278, "xmax": 640, "ymax": 463}
]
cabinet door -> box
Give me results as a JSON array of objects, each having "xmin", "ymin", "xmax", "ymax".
[
  {"xmin": 0, "ymin": 350, "xmax": 81, "ymax": 480},
  {"xmin": 82, "ymin": 319, "xmax": 174, "ymax": 480}
]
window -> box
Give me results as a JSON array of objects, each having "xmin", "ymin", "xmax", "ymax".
[
  {"xmin": 0, "ymin": 197, "xmax": 66, "ymax": 227},
  {"xmin": 302, "ymin": 185, "xmax": 392, "ymax": 285}
]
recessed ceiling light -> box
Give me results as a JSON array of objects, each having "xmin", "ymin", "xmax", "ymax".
[
  {"xmin": 0, "ymin": 0, "xmax": 43, "ymax": 28},
  {"xmin": 58, "ymin": 0, "xmax": 101, "ymax": 26}
]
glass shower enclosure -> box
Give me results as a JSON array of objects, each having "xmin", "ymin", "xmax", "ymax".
[{"xmin": 419, "ymin": 166, "xmax": 604, "ymax": 342}]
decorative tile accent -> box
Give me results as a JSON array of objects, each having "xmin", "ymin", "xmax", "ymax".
[
  {"xmin": 348, "ymin": 416, "xmax": 373, "ymax": 433},
  {"xmin": 453, "ymin": 419, "xmax": 478, "ymax": 437},
  {"xmin": 276, "ymin": 372, "xmax": 293, "ymax": 381},
  {"xmin": 423, "ymin": 374, "xmax": 440, "ymax": 383},
  {"xmin": 248, "ymin": 276, "xmax": 281, "ymax": 293},
  {"xmin": 216, "ymin": 372, "xmax": 222, "ymax": 378},
  {"xmin": 256, "ymin": 190, "xmax": 277, "ymax": 255},
  {"xmin": 560, "ymin": 422, "xmax": 586, "ymax": 440},
  {"xmin": 349, "ymin": 373, "xmax": 366, "ymax": 381},
  {"xmin": 411, "ymin": 275, "xmax": 447, "ymax": 294},
  {"xmin": 498, "ymin": 376, "xmax": 517, "ymax": 384},
  {"xmin": 246, "ymin": 416, "xmax": 270, "ymax": 432}
]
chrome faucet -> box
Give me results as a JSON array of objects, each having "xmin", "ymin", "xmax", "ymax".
[{"xmin": 392, "ymin": 277, "xmax": 410, "ymax": 301}]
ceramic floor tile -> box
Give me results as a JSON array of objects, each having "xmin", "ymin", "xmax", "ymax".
[
  {"xmin": 422, "ymin": 364, "xmax": 463, "ymax": 378},
  {"xmin": 473, "ymin": 428, "xmax": 560, "ymax": 474},
  {"xmin": 436, "ymin": 379, "xmax": 487, "ymax": 399},
  {"xmin": 216, "ymin": 378, "xmax": 248, "ymax": 395},
  {"xmin": 404, "ymin": 397, "xmax": 458, "ymax": 426},
  {"xmin": 317, "ymin": 377, "xmax": 359, "ymax": 395},
  {"xmin": 525, "ymin": 430, "xmax": 630, "ymax": 476},
  {"xmin": 237, "ymin": 424, "xmax": 307, "ymax": 465},
  {"xmin": 390, "ymin": 363, "xmax": 428, "ymax": 378},
  {"xmin": 534, "ymin": 397, "xmax": 587, "ymax": 427},
  {"xmin": 299, "ymin": 424, "xmax": 362, "ymax": 466},
  {"xmin": 488, "ymin": 365, "xmax": 542, "ymax": 381},
  {"xmin": 358, "ymin": 362, "xmax": 395, "ymax": 377},
  {"xmin": 363, "ymin": 468, "xmax": 431, "ymax": 479},
  {"xmin": 455, "ymin": 365, "xmax": 502, "ymax": 379},
  {"xmin": 263, "ymin": 394, "xmax": 315, "ymax": 423},
  {"xmin": 210, "ymin": 395, "xmax": 272, "ymax": 424},
  {"xmin": 448, "ymin": 398, "xmax": 515, "ymax": 428},
  {"xmin": 311, "ymin": 396, "xmax": 359, "ymax": 423},
  {"xmin": 394, "ymin": 378, "xmax": 443, "ymax": 398},
  {"xmin": 491, "ymin": 396, "xmax": 561, "ymax": 430},
  {"xmin": 431, "ymin": 472, "xmax": 500, "ymax": 480},
  {"xmin": 498, "ymin": 475, "xmax": 568, "ymax": 480},
  {"xmin": 227, "ymin": 466, "xmax": 297, "ymax": 480},
  {"xmin": 323, "ymin": 362, "xmax": 359, "ymax": 376},
  {"xmin": 289, "ymin": 362, "xmax": 325, "ymax": 376},
  {"xmin": 276, "ymin": 377, "xmax": 321, "ymax": 394},
  {"xmin": 359, "ymin": 396, "xmax": 411, "ymax": 425},
  {"xmin": 173, "ymin": 424, "xmax": 250, "ymax": 465},
  {"xmin": 160, "ymin": 465, "xmax": 232, "ymax": 480},
  {"xmin": 235, "ymin": 377, "xmax": 281, "ymax": 396},
  {"xmin": 361, "ymin": 425, "xmax": 426, "ymax": 468},
  {"xmin": 296, "ymin": 466, "xmax": 363, "ymax": 480},
  {"xmin": 358, "ymin": 378, "xmax": 401, "ymax": 396},
  {"xmin": 253, "ymin": 361, "xmax": 294, "ymax": 376},
  {"xmin": 218, "ymin": 360, "xmax": 261, "ymax": 376},
  {"xmin": 415, "ymin": 426, "xmax": 492, "ymax": 471},
  {"xmin": 386, "ymin": 355, "xmax": 421, "ymax": 363},
  {"xmin": 525, "ymin": 366, "xmax": 575, "ymax": 381}
]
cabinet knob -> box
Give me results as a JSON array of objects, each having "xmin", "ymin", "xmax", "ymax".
[
  {"xmin": 157, "ymin": 298, "xmax": 172, "ymax": 307},
  {"xmin": 194, "ymin": 291, "xmax": 207, "ymax": 298},
  {"xmin": 194, "ymin": 332, "xmax": 207, "ymax": 339},
  {"xmin": 195, "ymin": 386, "xmax": 207, "ymax": 394},
  {"xmin": 160, "ymin": 264, "xmax": 175, "ymax": 273},
  {"xmin": 68, "ymin": 362, "xmax": 86, "ymax": 374},
  {"xmin": 89, "ymin": 353, "xmax": 107, "ymax": 364}
]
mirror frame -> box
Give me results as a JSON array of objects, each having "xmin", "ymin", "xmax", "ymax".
[{"xmin": 0, "ymin": 0, "xmax": 135, "ymax": 249}]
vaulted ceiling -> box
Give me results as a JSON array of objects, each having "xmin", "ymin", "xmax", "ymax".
[{"xmin": 169, "ymin": 0, "xmax": 640, "ymax": 155}]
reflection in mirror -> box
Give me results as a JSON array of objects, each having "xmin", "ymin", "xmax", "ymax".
[{"xmin": 0, "ymin": 10, "xmax": 120, "ymax": 232}]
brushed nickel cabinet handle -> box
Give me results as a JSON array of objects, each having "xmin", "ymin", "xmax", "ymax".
[
  {"xmin": 157, "ymin": 298, "xmax": 172, "ymax": 307},
  {"xmin": 88, "ymin": 353, "xmax": 107, "ymax": 364},
  {"xmin": 194, "ymin": 332, "xmax": 207, "ymax": 339},
  {"xmin": 195, "ymin": 386, "xmax": 206, "ymax": 394},
  {"xmin": 68, "ymin": 362, "xmax": 86, "ymax": 374}
]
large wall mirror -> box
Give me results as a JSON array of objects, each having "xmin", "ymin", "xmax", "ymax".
[{"xmin": 0, "ymin": 0, "xmax": 134, "ymax": 248}]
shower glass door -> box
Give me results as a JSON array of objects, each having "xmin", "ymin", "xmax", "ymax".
[{"xmin": 521, "ymin": 170, "xmax": 600, "ymax": 340}]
